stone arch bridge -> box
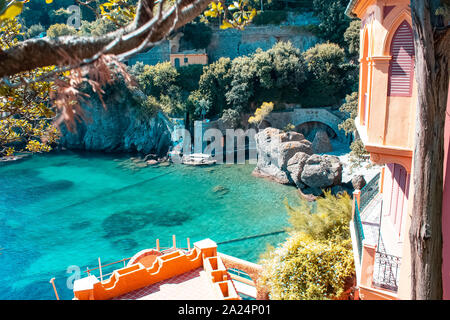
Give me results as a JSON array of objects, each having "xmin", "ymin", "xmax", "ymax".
[{"xmin": 264, "ymin": 107, "xmax": 350, "ymax": 143}]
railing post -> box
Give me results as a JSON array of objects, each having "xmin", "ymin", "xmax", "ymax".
[
  {"xmin": 187, "ymin": 238, "xmax": 191, "ymax": 251},
  {"xmin": 352, "ymin": 190, "xmax": 361, "ymax": 219},
  {"xmin": 379, "ymin": 167, "xmax": 385, "ymax": 194},
  {"xmin": 156, "ymin": 239, "xmax": 160, "ymax": 251},
  {"xmin": 86, "ymin": 267, "xmax": 90, "ymax": 276},
  {"xmin": 172, "ymin": 234, "xmax": 176, "ymax": 248},
  {"xmin": 360, "ymin": 241, "xmax": 377, "ymax": 287},
  {"xmin": 49, "ymin": 278, "xmax": 60, "ymax": 300},
  {"xmin": 98, "ymin": 257, "xmax": 103, "ymax": 282}
]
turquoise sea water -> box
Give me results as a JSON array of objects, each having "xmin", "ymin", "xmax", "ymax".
[{"xmin": 0, "ymin": 151, "xmax": 299, "ymax": 300}]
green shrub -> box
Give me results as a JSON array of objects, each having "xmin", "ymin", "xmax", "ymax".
[
  {"xmin": 25, "ymin": 24, "xmax": 45, "ymax": 39},
  {"xmin": 259, "ymin": 191, "xmax": 355, "ymax": 300},
  {"xmin": 284, "ymin": 190, "xmax": 352, "ymax": 242},
  {"xmin": 338, "ymin": 92, "xmax": 358, "ymax": 135},
  {"xmin": 259, "ymin": 232, "xmax": 355, "ymax": 300},
  {"xmin": 46, "ymin": 23, "xmax": 77, "ymax": 38}
]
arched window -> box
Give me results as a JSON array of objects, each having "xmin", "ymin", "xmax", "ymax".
[{"xmin": 388, "ymin": 21, "xmax": 415, "ymax": 97}]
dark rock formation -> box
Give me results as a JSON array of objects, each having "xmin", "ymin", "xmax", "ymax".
[
  {"xmin": 352, "ymin": 174, "xmax": 367, "ymax": 190},
  {"xmin": 59, "ymin": 82, "xmax": 172, "ymax": 156},
  {"xmin": 253, "ymin": 128, "xmax": 343, "ymax": 196},
  {"xmin": 300, "ymin": 154, "xmax": 342, "ymax": 188},
  {"xmin": 312, "ymin": 130, "xmax": 333, "ymax": 154}
]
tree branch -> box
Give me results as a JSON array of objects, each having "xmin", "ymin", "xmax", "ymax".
[{"xmin": 0, "ymin": 0, "xmax": 213, "ymax": 78}]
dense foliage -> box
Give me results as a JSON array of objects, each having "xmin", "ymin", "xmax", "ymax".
[
  {"xmin": 312, "ymin": 0, "xmax": 352, "ymax": 46},
  {"xmin": 180, "ymin": 21, "xmax": 212, "ymax": 50},
  {"xmin": 0, "ymin": 19, "xmax": 60, "ymax": 157},
  {"xmin": 338, "ymin": 92, "xmax": 369, "ymax": 160},
  {"xmin": 259, "ymin": 191, "xmax": 355, "ymax": 300}
]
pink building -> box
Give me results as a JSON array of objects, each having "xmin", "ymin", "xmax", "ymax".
[{"xmin": 346, "ymin": 0, "xmax": 450, "ymax": 299}]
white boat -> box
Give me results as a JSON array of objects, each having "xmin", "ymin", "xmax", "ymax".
[{"xmin": 181, "ymin": 153, "xmax": 216, "ymax": 166}]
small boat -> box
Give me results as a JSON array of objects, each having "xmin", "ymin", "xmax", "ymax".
[{"xmin": 181, "ymin": 153, "xmax": 216, "ymax": 166}]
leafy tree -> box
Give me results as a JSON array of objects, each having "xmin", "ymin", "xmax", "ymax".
[
  {"xmin": 226, "ymin": 41, "xmax": 307, "ymax": 112},
  {"xmin": 198, "ymin": 57, "xmax": 233, "ymax": 116},
  {"xmin": 220, "ymin": 108, "xmax": 240, "ymax": 128},
  {"xmin": 349, "ymin": 139, "xmax": 368, "ymax": 161},
  {"xmin": 225, "ymin": 55, "xmax": 256, "ymax": 112},
  {"xmin": 338, "ymin": 92, "xmax": 368, "ymax": 161},
  {"xmin": 46, "ymin": 23, "xmax": 77, "ymax": 38},
  {"xmin": 176, "ymin": 64, "xmax": 204, "ymax": 93},
  {"xmin": 344, "ymin": 20, "xmax": 361, "ymax": 60},
  {"xmin": 312, "ymin": 0, "xmax": 351, "ymax": 46},
  {"xmin": 187, "ymin": 90, "xmax": 211, "ymax": 118},
  {"xmin": 134, "ymin": 62, "xmax": 178, "ymax": 97},
  {"xmin": 302, "ymin": 42, "xmax": 347, "ymax": 105},
  {"xmin": 180, "ymin": 21, "xmax": 212, "ymax": 50},
  {"xmin": 248, "ymin": 101, "xmax": 273, "ymax": 128}
]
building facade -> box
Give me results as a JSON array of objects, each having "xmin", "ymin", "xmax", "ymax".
[
  {"xmin": 169, "ymin": 50, "xmax": 208, "ymax": 68},
  {"xmin": 346, "ymin": 0, "xmax": 450, "ymax": 299}
]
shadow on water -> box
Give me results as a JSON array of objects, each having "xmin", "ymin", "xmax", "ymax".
[
  {"xmin": 4, "ymin": 179, "xmax": 74, "ymax": 206},
  {"xmin": 102, "ymin": 207, "xmax": 192, "ymax": 239},
  {"xmin": 112, "ymin": 238, "xmax": 139, "ymax": 252},
  {"xmin": 68, "ymin": 221, "xmax": 92, "ymax": 231}
]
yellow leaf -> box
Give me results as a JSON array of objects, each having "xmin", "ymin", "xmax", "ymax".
[
  {"xmin": 0, "ymin": 2, "xmax": 23, "ymax": 20},
  {"xmin": 220, "ymin": 20, "xmax": 233, "ymax": 29},
  {"xmin": 45, "ymin": 0, "xmax": 53, "ymax": 3}
]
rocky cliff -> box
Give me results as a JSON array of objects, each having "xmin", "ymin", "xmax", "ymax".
[{"xmin": 59, "ymin": 83, "xmax": 172, "ymax": 156}]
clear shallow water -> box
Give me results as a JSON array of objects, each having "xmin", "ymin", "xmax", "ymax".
[{"xmin": 0, "ymin": 151, "xmax": 299, "ymax": 300}]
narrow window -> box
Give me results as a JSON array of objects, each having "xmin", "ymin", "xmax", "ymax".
[{"xmin": 388, "ymin": 21, "xmax": 415, "ymax": 96}]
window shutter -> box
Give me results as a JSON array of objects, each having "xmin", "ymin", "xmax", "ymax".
[{"xmin": 388, "ymin": 21, "xmax": 415, "ymax": 97}]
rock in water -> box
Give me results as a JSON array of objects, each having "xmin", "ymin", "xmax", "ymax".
[
  {"xmin": 312, "ymin": 130, "xmax": 333, "ymax": 154},
  {"xmin": 286, "ymin": 152, "xmax": 310, "ymax": 188},
  {"xmin": 253, "ymin": 128, "xmax": 343, "ymax": 192},
  {"xmin": 352, "ymin": 175, "xmax": 367, "ymax": 190},
  {"xmin": 253, "ymin": 128, "xmax": 313, "ymax": 185},
  {"xmin": 300, "ymin": 154, "xmax": 342, "ymax": 188}
]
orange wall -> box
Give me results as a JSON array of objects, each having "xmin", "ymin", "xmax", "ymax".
[{"xmin": 170, "ymin": 54, "xmax": 208, "ymax": 67}]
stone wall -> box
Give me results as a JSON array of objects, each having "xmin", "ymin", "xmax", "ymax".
[
  {"xmin": 207, "ymin": 24, "xmax": 318, "ymax": 62},
  {"xmin": 127, "ymin": 12, "xmax": 319, "ymax": 66}
]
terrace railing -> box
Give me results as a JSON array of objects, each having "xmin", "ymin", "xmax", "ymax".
[{"xmin": 359, "ymin": 172, "xmax": 381, "ymax": 213}]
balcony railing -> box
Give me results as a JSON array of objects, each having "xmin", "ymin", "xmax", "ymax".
[{"xmin": 373, "ymin": 251, "xmax": 401, "ymax": 292}]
